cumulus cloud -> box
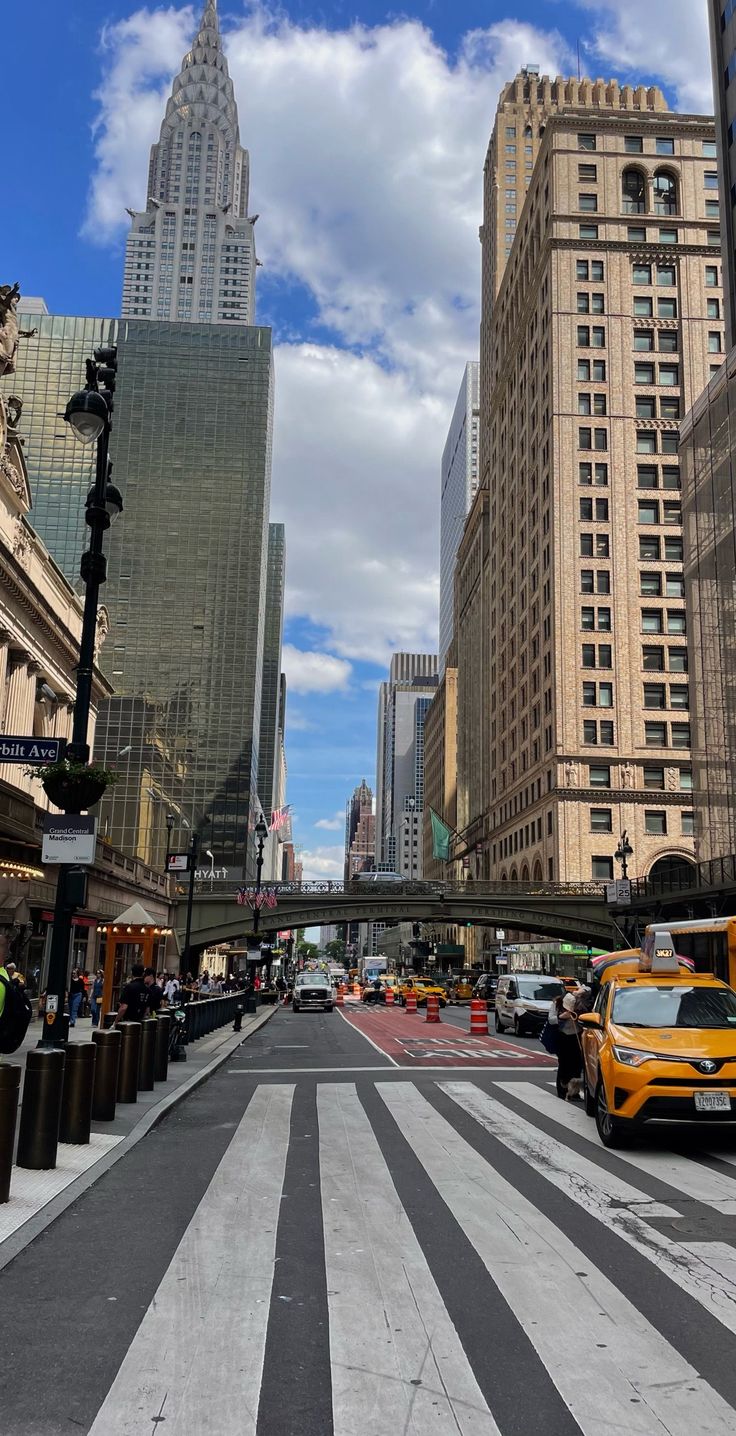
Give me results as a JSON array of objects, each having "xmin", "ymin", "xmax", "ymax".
[
  {"xmin": 315, "ymin": 811, "xmax": 345, "ymax": 831},
  {"xmin": 299, "ymin": 844, "xmax": 344, "ymax": 880},
  {"xmin": 577, "ymin": 0, "xmax": 713, "ymax": 114},
  {"xmin": 282, "ymin": 644, "xmax": 351, "ymax": 693}
]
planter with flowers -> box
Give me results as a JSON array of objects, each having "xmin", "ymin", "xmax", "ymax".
[{"xmin": 29, "ymin": 759, "xmax": 118, "ymax": 814}]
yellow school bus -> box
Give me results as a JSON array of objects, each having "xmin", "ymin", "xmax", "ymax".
[{"xmin": 645, "ymin": 918, "xmax": 736, "ymax": 988}]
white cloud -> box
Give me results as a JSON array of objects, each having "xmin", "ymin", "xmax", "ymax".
[
  {"xmin": 82, "ymin": 8, "xmax": 571, "ymax": 666},
  {"xmin": 315, "ymin": 811, "xmax": 345, "ymax": 831},
  {"xmin": 577, "ymin": 1, "xmax": 712, "ymax": 114},
  {"xmin": 282, "ymin": 643, "xmax": 351, "ymax": 693},
  {"xmin": 299, "ymin": 844, "xmax": 344, "ymax": 880}
]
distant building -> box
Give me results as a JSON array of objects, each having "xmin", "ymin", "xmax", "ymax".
[
  {"xmin": 121, "ymin": 1, "xmax": 257, "ymax": 326},
  {"xmin": 422, "ymin": 666, "xmax": 458, "ymax": 881},
  {"xmin": 375, "ymin": 653, "xmax": 437, "ymax": 876},
  {"xmin": 344, "ymin": 779, "xmax": 375, "ymax": 879},
  {"xmin": 439, "ymin": 363, "xmax": 479, "ymax": 672},
  {"xmin": 258, "ymin": 524, "xmax": 285, "ymax": 816}
]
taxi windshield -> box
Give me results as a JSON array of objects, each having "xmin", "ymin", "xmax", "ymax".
[
  {"xmin": 612, "ymin": 984, "xmax": 736, "ymax": 1029},
  {"xmin": 516, "ymin": 978, "xmax": 565, "ymax": 1001}
]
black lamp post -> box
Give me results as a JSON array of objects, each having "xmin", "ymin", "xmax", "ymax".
[
  {"xmin": 614, "ymin": 830, "xmax": 634, "ymax": 880},
  {"xmin": 164, "ymin": 812, "xmax": 175, "ymax": 871},
  {"xmin": 180, "ymin": 832, "xmax": 200, "ymax": 979},
  {"xmin": 244, "ymin": 814, "xmax": 269, "ymax": 1012},
  {"xmin": 39, "ymin": 348, "xmax": 123, "ymax": 1047}
]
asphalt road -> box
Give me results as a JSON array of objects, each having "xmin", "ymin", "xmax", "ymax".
[{"xmin": 2, "ymin": 1005, "xmax": 736, "ymax": 1434}]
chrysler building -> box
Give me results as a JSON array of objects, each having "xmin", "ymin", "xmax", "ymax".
[{"xmin": 121, "ymin": 0, "xmax": 257, "ymax": 324}]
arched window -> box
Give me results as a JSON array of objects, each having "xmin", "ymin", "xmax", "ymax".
[
  {"xmin": 533, "ymin": 860, "xmax": 544, "ymax": 882},
  {"xmin": 653, "ymin": 169, "xmax": 678, "ymax": 216},
  {"xmin": 647, "ymin": 854, "xmax": 695, "ymax": 889},
  {"xmin": 500, "ymin": 870, "xmax": 508, "ymax": 883},
  {"xmin": 509, "ymin": 866, "xmax": 518, "ymax": 883},
  {"xmin": 622, "ymin": 167, "xmax": 647, "ymax": 214},
  {"xmin": 520, "ymin": 863, "xmax": 530, "ymax": 883}
]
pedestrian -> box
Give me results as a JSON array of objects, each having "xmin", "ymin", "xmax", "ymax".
[
  {"xmin": 90, "ymin": 968, "xmax": 105, "ymax": 1026},
  {"xmin": 114, "ymin": 963, "xmax": 147, "ymax": 1025},
  {"xmin": 143, "ymin": 967, "xmax": 163, "ymax": 1015},
  {"xmin": 68, "ymin": 968, "xmax": 85, "ymax": 1027},
  {"xmin": 163, "ymin": 973, "xmax": 180, "ymax": 1005},
  {"xmin": 548, "ymin": 991, "xmax": 583, "ymax": 1101}
]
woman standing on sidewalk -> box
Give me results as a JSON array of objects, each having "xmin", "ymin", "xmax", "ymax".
[{"xmin": 90, "ymin": 969, "xmax": 104, "ymax": 1027}]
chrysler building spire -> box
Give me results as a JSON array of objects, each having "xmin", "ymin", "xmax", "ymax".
[{"xmin": 121, "ymin": 0, "xmax": 257, "ymax": 325}]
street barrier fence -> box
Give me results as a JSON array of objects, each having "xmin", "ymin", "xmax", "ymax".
[{"xmin": 184, "ymin": 993, "xmax": 245, "ymax": 1042}]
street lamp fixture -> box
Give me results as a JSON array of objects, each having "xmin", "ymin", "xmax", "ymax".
[
  {"xmin": 63, "ymin": 388, "xmax": 108, "ymax": 445},
  {"xmin": 614, "ymin": 830, "xmax": 634, "ymax": 880}
]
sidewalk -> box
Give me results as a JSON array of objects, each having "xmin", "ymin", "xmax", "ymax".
[{"xmin": 0, "ymin": 1004, "xmax": 277, "ymax": 1270}]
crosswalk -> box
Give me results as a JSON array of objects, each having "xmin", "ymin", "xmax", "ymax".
[{"xmin": 88, "ymin": 1077, "xmax": 736, "ymax": 1435}]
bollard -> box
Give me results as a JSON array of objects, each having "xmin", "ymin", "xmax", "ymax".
[
  {"xmin": 404, "ymin": 988, "xmax": 417, "ymax": 1015},
  {"xmin": 59, "ymin": 1042, "xmax": 97, "ymax": 1145},
  {"xmin": 139, "ymin": 1018, "xmax": 157, "ymax": 1092},
  {"xmin": 233, "ymin": 1002, "xmax": 244, "ymax": 1033},
  {"xmin": 0, "ymin": 1064, "xmax": 21, "ymax": 1202},
  {"xmin": 335, "ymin": 985, "xmax": 344, "ymax": 1006},
  {"xmin": 92, "ymin": 1028, "xmax": 121, "ymax": 1121},
  {"xmin": 103, "ymin": 1011, "xmax": 117, "ymax": 1030},
  {"xmin": 16, "ymin": 1048, "xmax": 66, "ymax": 1170},
  {"xmin": 154, "ymin": 1013, "xmax": 171, "ymax": 1082},
  {"xmin": 425, "ymin": 993, "xmax": 441, "ymax": 1024},
  {"xmin": 470, "ymin": 998, "xmax": 489, "ymax": 1036},
  {"xmin": 385, "ymin": 985, "xmax": 395, "ymax": 1007},
  {"xmin": 117, "ymin": 1022, "xmax": 141, "ymax": 1103}
]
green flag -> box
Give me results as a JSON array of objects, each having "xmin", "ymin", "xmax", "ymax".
[{"xmin": 430, "ymin": 808, "xmax": 453, "ymax": 862}]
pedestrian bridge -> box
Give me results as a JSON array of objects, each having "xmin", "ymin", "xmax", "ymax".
[{"xmin": 177, "ymin": 878, "xmax": 618, "ymax": 951}]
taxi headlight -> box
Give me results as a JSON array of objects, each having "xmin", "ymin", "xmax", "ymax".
[{"xmin": 612, "ymin": 1045, "xmax": 658, "ymax": 1068}]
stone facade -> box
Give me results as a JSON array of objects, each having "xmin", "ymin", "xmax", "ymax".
[{"xmin": 458, "ymin": 79, "xmax": 724, "ymax": 885}]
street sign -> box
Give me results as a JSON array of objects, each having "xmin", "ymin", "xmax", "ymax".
[
  {"xmin": 42, "ymin": 815, "xmax": 97, "ymax": 865},
  {"xmin": 606, "ymin": 879, "xmax": 631, "ymax": 906},
  {"xmin": 166, "ymin": 852, "xmax": 191, "ymax": 872},
  {"xmin": 0, "ymin": 736, "xmax": 65, "ymax": 763}
]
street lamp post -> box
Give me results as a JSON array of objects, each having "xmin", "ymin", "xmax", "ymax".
[
  {"xmin": 180, "ymin": 832, "xmax": 200, "ymax": 979},
  {"xmin": 614, "ymin": 830, "xmax": 634, "ymax": 881},
  {"xmin": 164, "ymin": 812, "xmax": 175, "ymax": 871},
  {"xmin": 39, "ymin": 348, "xmax": 123, "ymax": 1048},
  {"xmin": 245, "ymin": 815, "xmax": 269, "ymax": 1012}
]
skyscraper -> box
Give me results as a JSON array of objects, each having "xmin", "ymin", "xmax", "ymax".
[
  {"xmin": 708, "ymin": 1, "xmax": 736, "ymax": 347},
  {"xmin": 344, "ymin": 779, "xmax": 375, "ymax": 880},
  {"xmin": 93, "ymin": 320, "xmax": 274, "ymax": 873},
  {"xmin": 258, "ymin": 524, "xmax": 286, "ymax": 819},
  {"xmin": 121, "ymin": 1, "xmax": 257, "ymax": 325},
  {"xmin": 375, "ymin": 654, "xmax": 437, "ymax": 874},
  {"xmin": 439, "ymin": 362, "xmax": 479, "ymax": 673},
  {"xmin": 457, "ymin": 75, "xmax": 720, "ymax": 885}
]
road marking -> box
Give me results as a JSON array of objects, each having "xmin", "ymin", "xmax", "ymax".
[
  {"xmin": 496, "ymin": 1080, "xmax": 736, "ymax": 1213},
  {"xmin": 88, "ymin": 1085, "xmax": 294, "ymax": 1436},
  {"xmin": 336, "ymin": 1006, "xmax": 399, "ymax": 1063},
  {"xmin": 225, "ymin": 1066, "xmax": 548, "ymax": 1075},
  {"xmin": 319, "ymin": 1084, "xmax": 499, "ymax": 1435},
  {"xmin": 377, "ymin": 1082, "xmax": 736, "ymax": 1436}
]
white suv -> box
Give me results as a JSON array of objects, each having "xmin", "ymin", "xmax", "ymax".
[{"xmin": 494, "ymin": 974, "xmax": 565, "ymax": 1037}]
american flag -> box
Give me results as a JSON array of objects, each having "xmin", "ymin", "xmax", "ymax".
[{"xmin": 269, "ymin": 804, "xmax": 292, "ymax": 833}]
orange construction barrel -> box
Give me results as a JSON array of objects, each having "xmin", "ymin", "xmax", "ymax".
[
  {"xmin": 426, "ymin": 993, "xmax": 441, "ymax": 1024},
  {"xmin": 385, "ymin": 984, "xmax": 395, "ymax": 1006},
  {"xmin": 405, "ymin": 989, "xmax": 418, "ymax": 1014},
  {"xmin": 470, "ymin": 997, "xmax": 489, "ymax": 1035}
]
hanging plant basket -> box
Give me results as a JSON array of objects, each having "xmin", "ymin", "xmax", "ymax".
[{"xmin": 29, "ymin": 760, "xmax": 118, "ymax": 814}]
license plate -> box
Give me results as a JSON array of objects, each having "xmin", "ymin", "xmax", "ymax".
[{"xmin": 694, "ymin": 1091, "xmax": 731, "ymax": 1113}]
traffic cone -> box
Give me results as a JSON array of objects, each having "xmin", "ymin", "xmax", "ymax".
[
  {"xmin": 385, "ymin": 984, "xmax": 395, "ymax": 1006},
  {"xmin": 426, "ymin": 993, "xmax": 441, "ymax": 1024},
  {"xmin": 336, "ymin": 984, "xmax": 344, "ymax": 1006},
  {"xmin": 405, "ymin": 989, "xmax": 417, "ymax": 1014},
  {"xmin": 470, "ymin": 997, "xmax": 488, "ymax": 1035},
  {"xmin": 353, "ymin": 982, "xmax": 361, "ymax": 998}
]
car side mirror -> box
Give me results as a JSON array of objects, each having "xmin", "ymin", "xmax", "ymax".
[{"xmin": 577, "ymin": 1011, "xmax": 602, "ymax": 1028}]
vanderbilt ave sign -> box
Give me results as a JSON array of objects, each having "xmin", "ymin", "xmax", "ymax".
[{"xmin": 0, "ymin": 737, "xmax": 64, "ymax": 763}]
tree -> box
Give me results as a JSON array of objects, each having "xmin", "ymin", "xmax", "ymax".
[
  {"xmin": 325, "ymin": 938, "xmax": 347, "ymax": 963},
  {"xmin": 297, "ymin": 940, "xmax": 319, "ymax": 963}
]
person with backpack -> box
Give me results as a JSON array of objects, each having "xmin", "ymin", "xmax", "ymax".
[{"xmin": 0, "ymin": 933, "xmax": 32, "ymax": 1055}]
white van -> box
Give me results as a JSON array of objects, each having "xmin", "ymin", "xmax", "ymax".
[{"xmin": 494, "ymin": 973, "xmax": 565, "ymax": 1037}]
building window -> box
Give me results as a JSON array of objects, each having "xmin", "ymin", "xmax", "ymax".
[
  {"xmin": 667, "ymin": 610, "xmax": 686, "ymax": 634},
  {"xmin": 579, "ymin": 193, "xmax": 598, "ymax": 212},
  {"xmin": 628, "ymin": 226, "xmax": 647, "ymax": 242},
  {"xmin": 583, "ymin": 720, "xmax": 598, "ymax": 744},
  {"xmin": 708, "ymin": 230, "xmax": 721, "ymax": 247},
  {"xmin": 578, "ymin": 133, "xmax": 596, "ymax": 151},
  {"xmin": 581, "ymin": 606, "xmax": 596, "ymax": 630},
  {"xmin": 634, "ymin": 330, "xmax": 654, "ymax": 351},
  {"xmin": 643, "ymin": 764, "xmax": 665, "ymax": 789},
  {"xmin": 653, "ymin": 170, "xmax": 678, "ymax": 215},
  {"xmin": 577, "ymin": 326, "xmax": 591, "ymax": 347},
  {"xmin": 638, "ymin": 499, "xmax": 659, "ymax": 524},
  {"xmin": 670, "ymin": 684, "xmax": 690, "ymax": 709},
  {"xmin": 642, "ymin": 609, "xmax": 663, "ymax": 632},
  {"xmin": 622, "ymin": 167, "xmax": 647, "ymax": 213},
  {"xmin": 640, "ymin": 535, "xmax": 661, "ymax": 560},
  {"xmin": 659, "ymin": 364, "xmax": 679, "ymax": 386},
  {"xmin": 577, "ymin": 359, "xmax": 591, "ymax": 380},
  {"xmin": 666, "ymin": 573, "xmax": 685, "ymax": 598},
  {"xmin": 634, "ymin": 296, "xmax": 654, "ymax": 317},
  {"xmin": 658, "ymin": 297, "xmax": 677, "ymax": 318},
  {"xmin": 668, "ymin": 647, "xmax": 688, "ymax": 672},
  {"xmin": 580, "ymin": 532, "xmax": 594, "ymax": 555},
  {"xmin": 659, "ymin": 228, "xmax": 678, "ymax": 244},
  {"xmin": 579, "ymin": 163, "xmax": 597, "ymax": 181},
  {"xmin": 708, "ymin": 330, "xmax": 723, "ymax": 352},
  {"xmin": 656, "ymin": 137, "xmax": 675, "ymax": 156},
  {"xmin": 637, "ymin": 396, "xmax": 657, "ymax": 419},
  {"xmin": 579, "ymin": 428, "xmax": 592, "ymax": 451},
  {"xmin": 589, "ymin": 765, "xmax": 611, "ymax": 787},
  {"xmin": 594, "ymin": 428, "xmax": 608, "ymax": 450},
  {"xmin": 658, "ymin": 330, "xmax": 679, "ymax": 352},
  {"xmin": 597, "ymin": 607, "xmax": 612, "ymax": 631},
  {"xmin": 641, "ymin": 575, "xmax": 663, "ymax": 598},
  {"xmin": 580, "ymin": 224, "xmax": 599, "ymax": 240},
  {"xmin": 645, "ymin": 721, "xmax": 667, "ymax": 745},
  {"xmin": 704, "ymin": 170, "xmax": 719, "ymax": 189},
  {"xmin": 705, "ymin": 265, "xmax": 719, "ymax": 287},
  {"xmin": 633, "ymin": 263, "xmax": 652, "ymax": 285},
  {"xmin": 582, "ymin": 644, "xmax": 596, "ymax": 668},
  {"xmin": 583, "ymin": 681, "xmax": 597, "ymax": 705},
  {"xmin": 660, "ymin": 397, "xmax": 680, "ymax": 420},
  {"xmin": 591, "ymin": 808, "xmax": 613, "ymax": 833},
  {"xmin": 592, "ymin": 856, "xmax": 614, "ymax": 880},
  {"xmin": 645, "ymin": 810, "xmax": 667, "ymax": 835},
  {"xmin": 703, "ymin": 141, "xmax": 717, "ymax": 158},
  {"xmin": 706, "ymin": 200, "xmax": 720, "ymax": 218},
  {"xmin": 657, "ymin": 265, "xmax": 676, "ymax": 286},
  {"xmin": 577, "ymin": 261, "xmax": 590, "ymax": 280},
  {"xmin": 679, "ymin": 767, "xmax": 693, "ymax": 790},
  {"xmin": 579, "ymin": 394, "xmax": 592, "ymax": 415},
  {"xmin": 681, "ymin": 811, "xmax": 695, "ymax": 836},
  {"xmin": 644, "ymin": 683, "xmax": 666, "ymax": 709},
  {"xmin": 707, "ymin": 298, "xmax": 721, "ymax": 318},
  {"xmin": 635, "ymin": 363, "xmax": 656, "ymax": 384},
  {"xmin": 671, "ymin": 722, "xmax": 691, "ymax": 748},
  {"xmin": 637, "ymin": 465, "xmax": 658, "ymax": 488},
  {"xmin": 625, "ymin": 136, "xmax": 644, "ymax": 154},
  {"xmin": 642, "ymin": 645, "xmax": 665, "ymax": 671},
  {"xmin": 661, "ymin": 432, "xmax": 679, "ymax": 454}
]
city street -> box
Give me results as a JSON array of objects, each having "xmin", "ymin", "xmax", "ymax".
[{"xmin": 3, "ymin": 1005, "xmax": 736, "ymax": 1434}]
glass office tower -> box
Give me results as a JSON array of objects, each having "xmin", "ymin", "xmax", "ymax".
[
  {"xmin": 257, "ymin": 523, "xmax": 285, "ymax": 819},
  {"xmin": 94, "ymin": 319, "xmax": 274, "ymax": 873}
]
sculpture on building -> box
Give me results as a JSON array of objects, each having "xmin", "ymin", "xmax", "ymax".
[
  {"xmin": 0, "ymin": 284, "xmax": 36, "ymax": 378},
  {"xmin": 94, "ymin": 605, "xmax": 110, "ymax": 659},
  {"xmin": 565, "ymin": 760, "xmax": 579, "ymax": 787},
  {"xmin": 621, "ymin": 762, "xmax": 635, "ymax": 790}
]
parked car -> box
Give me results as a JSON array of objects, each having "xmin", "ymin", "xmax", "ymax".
[
  {"xmin": 494, "ymin": 973, "xmax": 565, "ymax": 1036},
  {"xmin": 472, "ymin": 973, "xmax": 499, "ymax": 1005},
  {"xmin": 395, "ymin": 977, "xmax": 447, "ymax": 1008},
  {"xmin": 292, "ymin": 972, "xmax": 334, "ymax": 1013}
]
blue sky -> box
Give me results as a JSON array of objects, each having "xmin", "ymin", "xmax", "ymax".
[{"xmin": 5, "ymin": 1, "xmax": 712, "ymax": 878}]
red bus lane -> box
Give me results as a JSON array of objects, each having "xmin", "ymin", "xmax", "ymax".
[{"xmin": 339, "ymin": 1005, "xmax": 555, "ymax": 1067}]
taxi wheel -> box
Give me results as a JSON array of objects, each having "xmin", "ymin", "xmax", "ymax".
[{"xmin": 595, "ymin": 1079, "xmax": 630, "ymax": 1148}]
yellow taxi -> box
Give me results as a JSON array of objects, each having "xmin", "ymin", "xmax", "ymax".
[
  {"xmin": 578, "ymin": 932, "xmax": 736, "ymax": 1148},
  {"xmin": 395, "ymin": 977, "xmax": 447, "ymax": 1008}
]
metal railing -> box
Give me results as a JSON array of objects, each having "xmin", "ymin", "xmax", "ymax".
[{"xmin": 193, "ymin": 878, "xmax": 609, "ymax": 901}]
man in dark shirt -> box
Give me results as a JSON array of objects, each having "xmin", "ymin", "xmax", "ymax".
[
  {"xmin": 115, "ymin": 963, "xmax": 147, "ymax": 1024},
  {"xmin": 143, "ymin": 967, "xmax": 163, "ymax": 1015}
]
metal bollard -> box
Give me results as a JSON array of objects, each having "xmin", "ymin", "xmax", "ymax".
[
  {"xmin": 138, "ymin": 1018, "xmax": 157, "ymax": 1091},
  {"xmin": 92, "ymin": 1028, "xmax": 121, "ymax": 1121},
  {"xmin": 0, "ymin": 1064, "xmax": 21, "ymax": 1201},
  {"xmin": 154, "ymin": 1013, "xmax": 170, "ymax": 1082},
  {"xmin": 103, "ymin": 1011, "xmax": 117, "ymax": 1030},
  {"xmin": 116, "ymin": 1023, "xmax": 141, "ymax": 1103},
  {"xmin": 233, "ymin": 1002, "xmax": 244, "ymax": 1032},
  {"xmin": 16, "ymin": 1048, "xmax": 66, "ymax": 1170},
  {"xmin": 59, "ymin": 1042, "xmax": 97, "ymax": 1145}
]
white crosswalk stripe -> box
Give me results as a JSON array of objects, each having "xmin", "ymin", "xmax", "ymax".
[
  {"xmin": 318, "ymin": 1084, "xmax": 498, "ymax": 1435},
  {"xmin": 377, "ymin": 1081, "xmax": 736, "ymax": 1436},
  {"xmin": 82, "ymin": 1077, "xmax": 736, "ymax": 1436}
]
